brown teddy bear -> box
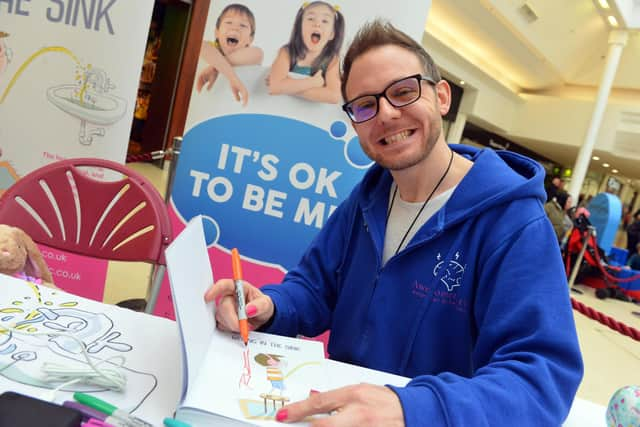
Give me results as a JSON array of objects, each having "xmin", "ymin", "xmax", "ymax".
[{"xmin": 0, "ymin": 224, "xmax": 56, "ymax": 287}]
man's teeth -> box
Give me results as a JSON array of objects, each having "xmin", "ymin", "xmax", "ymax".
[{"xmin": 384, "ymin": 130, "xmax": 411, "ymax": 144}]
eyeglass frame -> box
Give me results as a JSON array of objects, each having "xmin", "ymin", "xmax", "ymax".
[{"xmin": 341, "ymin": 74, "xmax": 439, "ymax": 124}]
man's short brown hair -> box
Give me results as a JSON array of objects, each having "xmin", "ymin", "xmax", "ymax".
[{"xmin": 341, "ymin": 20, "xmax": 441, "ymax": 101}]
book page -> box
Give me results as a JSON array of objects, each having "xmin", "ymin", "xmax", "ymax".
[
  {"xmin": 183, "ymin": 330, "xmax": 325, "ymax": 426},
  {"xmin": 166, "ymin": 215, "xmax": 217, "ymax": 398},
  {"xmin": 323, "ymin": 359, "xmax": 409, "ymax": 389}
]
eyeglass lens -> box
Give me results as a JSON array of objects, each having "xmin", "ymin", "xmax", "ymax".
[{"xmin": 348, "ymin": 76, "xmax": 422, "ymax": 123}]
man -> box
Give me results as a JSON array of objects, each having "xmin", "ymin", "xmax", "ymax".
[
  {"xmin": 626, "ymin": 210, "xmax": 640, "ymax": 258},
  {"xmin": 206, "ymin": 20, "xmax": 583, "ymax": 426},
  {"xmin": 545, "ymin": 174, "xmax": 564, "ymax": 202}
]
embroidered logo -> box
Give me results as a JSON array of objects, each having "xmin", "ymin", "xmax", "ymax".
[{"xmin": 433, "ymin": 251, "xmax": 466, "ymax": 292}]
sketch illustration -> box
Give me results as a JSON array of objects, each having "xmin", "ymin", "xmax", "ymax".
[
  {"xmin": 0, "ymin": 282, "xmax": 157, "ymax": 411},
  {"xmin": 46, "ymin": 65, "xmax": 127, "ymax": 145},
  {"xmin": 235, "ymin": 348, "xmax": 321, "ymax": 421},
  {"xmin": 0, "ymin": 38, "xmax": 127, "ymax": 146}
]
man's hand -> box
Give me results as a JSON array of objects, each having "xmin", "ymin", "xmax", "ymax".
[
  {"xmin": 196, "ymin": 65, "xmax": 218, "ymax": 92},
  {"xmin": 275, "ymin": 384, "xmax": 405, "ymax": 427},
  {"xmin": 204, "ymin": 279, "xmax": 274, "ymax": 332}
]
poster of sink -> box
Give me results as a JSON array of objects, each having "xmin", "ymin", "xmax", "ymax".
[
  {"xmin": 153, "ymin": 0, "xmax": 431, "ymax": 320},
  {"xmin": 0, "ymin": 1, "xmax": 154, "ymax": 300}
]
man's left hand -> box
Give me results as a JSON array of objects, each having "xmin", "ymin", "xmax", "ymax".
[{"xmin": 275, "ymin": 384, "xmax": 405, "ymax": 427}]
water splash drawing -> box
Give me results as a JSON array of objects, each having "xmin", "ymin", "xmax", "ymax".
[{"xmin": 0, "ymin": 282, "xmax": 157, "ymax": 408}]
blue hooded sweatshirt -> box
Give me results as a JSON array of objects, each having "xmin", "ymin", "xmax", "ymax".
[{"xmin": 261, "ymin": 144, "xmax": 583, "ymax": 426}]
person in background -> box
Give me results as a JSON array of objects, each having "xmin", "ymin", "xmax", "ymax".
[
  {"xmin": 626, "ymin": 242, "xmax": 640, "ymax": 271},
  {"xmin": 206, "ymin": 20, "xmax": 582, "ymax": 426},
  {"xmin": 545, "ymin": 190, "xmax": 573, "ymax": 243},
  {"xmin": 621, "ymin": 204, "xmax": 632, "ymax": 230},
  {"xmin": 627, "ymin": 210, "xmax": 640, "ymax": 262},
  {"xmin": 545, "ymin": 174, "xmax": 564, "ymax": 202}
]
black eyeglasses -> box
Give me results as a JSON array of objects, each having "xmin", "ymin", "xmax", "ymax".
[{"xmin": 342, "ymin": 74, "xmax": 438, "ymax": 123}]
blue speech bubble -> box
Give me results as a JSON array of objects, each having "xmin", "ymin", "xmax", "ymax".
[{"xmin": 172, "ymin": 114, "xmax": 370, "ymax": 270}]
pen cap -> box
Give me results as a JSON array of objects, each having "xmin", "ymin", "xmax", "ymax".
[
  {"xmin": 231, "ymin": 248, "xmax": 243, "ymax": 279},
  {"xmin": 63, "ymin": 401, "xmax": 107, "ymax": 421}
]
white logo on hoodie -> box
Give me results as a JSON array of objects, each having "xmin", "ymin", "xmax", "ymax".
[{"xmin": 433, "ymin": 252, "xmax": 466, "ymax": 292}]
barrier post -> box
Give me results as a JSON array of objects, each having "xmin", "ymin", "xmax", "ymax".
[{"xmin": 568, "ymin": 226, "xmax": 596, "ymax": 288}]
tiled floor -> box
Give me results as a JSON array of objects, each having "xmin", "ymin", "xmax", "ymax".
[{"xmin": 108, "ymin": 161, "xmax": 640, "ymax": 408}]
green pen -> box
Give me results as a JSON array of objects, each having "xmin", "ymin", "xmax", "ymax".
[
  {"xmin": 73, "ymin": 392, "xmax": 153, "ymax": 427},
  {"xmin": 163, "ymin": 417, "xmax": 192, "ymax": 427}
]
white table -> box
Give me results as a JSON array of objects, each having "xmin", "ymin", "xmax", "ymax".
[{"xmin": 0, "ymin": 274, "xmax": 606, "ymax": 425}]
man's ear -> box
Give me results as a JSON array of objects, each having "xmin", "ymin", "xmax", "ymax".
[{"xmin": 435, "ymin": 79, "xmax": 452, "ymax": 117}]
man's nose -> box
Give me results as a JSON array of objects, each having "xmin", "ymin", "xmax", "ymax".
[{"xmin": 377, "ymin": 96, "xmax": 401, "ymax": 121}]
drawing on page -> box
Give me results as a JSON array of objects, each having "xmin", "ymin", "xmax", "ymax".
[
  {"xmin": 238, "ymin": 347, "xmax": 253, "ymax": 390},
  {"xmin": 236, "ymin": 348, "xmax": 322, "ymax": 420},
  {"xmin": 0, "ymin": 282, "xmax": 157, "ymax": 410}
]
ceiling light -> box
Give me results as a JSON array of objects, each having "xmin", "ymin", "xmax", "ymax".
[
  {"xmin": 602, "ymin": 163, "xmax": 610, "ymax": 168},
  {"xmin": 612, "ymin": 169, "xmax": 619, "ymax": 173},
  {"xmin": 598, "ymin": 0, "xmax": 610, "ymax": 9},
  {"xmin": 460, "ymin": 80, "xmax": 465, "ymax": 85},
  {"xmin": 592, "ymin": 156, "xmax": 600, "ymax": 160},
  {"xmin": 607, "ymin": 15, "xmax": 618, "ymax": 27}
]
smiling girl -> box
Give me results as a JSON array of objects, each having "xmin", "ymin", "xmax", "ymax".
[{"xmin": 267, "ymin": 2, "xmax": 345, "ymax": 104}]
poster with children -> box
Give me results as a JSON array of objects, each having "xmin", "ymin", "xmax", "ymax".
[
  {"xmin": 1, "ymin": 1, "xmax": 154, "ymax": 299},
  {"xmin": 155, "ymin": 1, "xmax": 431, "ymax": 318}
]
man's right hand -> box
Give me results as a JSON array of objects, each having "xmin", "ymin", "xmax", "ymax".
[{"xmin": 204, "ymin": 279, "xmax": 275, "ymax": 332}]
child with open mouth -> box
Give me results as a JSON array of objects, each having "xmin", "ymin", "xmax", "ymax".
[
  {"xmin": 197, "ymin": 4, "xmax": 264, "ymax": 106},
  {"xmin": 266, "ymin": 1, "xmax": 345, "ymax": 104}
]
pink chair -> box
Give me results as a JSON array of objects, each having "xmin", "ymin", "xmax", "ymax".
[{"xmin": 0, "ymin": 158, "xmax": 172, "ymax": 313}]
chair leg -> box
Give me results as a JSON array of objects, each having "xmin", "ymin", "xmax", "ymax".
[{"xmin": 145, "ymin": 264, "xmax": 166, "ymax": 314}]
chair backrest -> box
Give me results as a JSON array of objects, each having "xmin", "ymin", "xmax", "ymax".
[{"xmin": 0, "ymin": 158, "xmax": 172, "ymax": 266}]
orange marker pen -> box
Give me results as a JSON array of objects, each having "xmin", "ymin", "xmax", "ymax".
[{"xmin": 231, "ymin": 248, "xmax": 249, "ymax": 346}]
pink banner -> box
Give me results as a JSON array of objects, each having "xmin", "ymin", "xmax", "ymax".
[{"xmin": 38, "ymin": 245, "xmax": 108, "ymax": 301}]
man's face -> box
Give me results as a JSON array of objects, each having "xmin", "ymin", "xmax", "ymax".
[
  {"xmin": 344, "ymin": 45, "xmax": 450, "ymax": 171},
  {"xmin": 215, "ymin": 10, "xmax": 254, "ymax": 56}
]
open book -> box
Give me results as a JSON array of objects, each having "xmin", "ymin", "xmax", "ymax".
[{"xmin": 166, "ymin": 217, "xmax": 328, "ymax": 426}]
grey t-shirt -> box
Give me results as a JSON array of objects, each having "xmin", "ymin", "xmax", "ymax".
[{"xmin": 382, "ymin": 184, "xmax": 456, "ymax": 265}]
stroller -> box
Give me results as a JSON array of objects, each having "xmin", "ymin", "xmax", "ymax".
[{"xmin": 564, "ymin": 211, "xmax": 640, "ymax": 301}]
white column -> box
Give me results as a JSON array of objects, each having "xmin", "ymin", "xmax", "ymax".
[
  {"xmin": 447, "ymin": 112, "xmax": 467, "ymax": 144},
  {"xmin": 569, "ymin": 30, "xmax": 628, "ymax": 202}
]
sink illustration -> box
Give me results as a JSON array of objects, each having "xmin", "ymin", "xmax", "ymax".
[
  {"xmin": 46, "ymin": 68, "xmax": 127, "ymax": 145},
  {"xmin": 47, "ymin": 84, "xmax": 126, "ymax": 126}
]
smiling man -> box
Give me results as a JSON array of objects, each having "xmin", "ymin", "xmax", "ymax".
[{"xmin": 207, "ymin": 20, "xmax": 583, "ymax": 426}]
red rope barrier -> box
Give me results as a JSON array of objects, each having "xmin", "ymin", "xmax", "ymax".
[
  {"xmin": 126, "ymin": 152, "xmax": 154, "ymax": 163},
  {"xmin": 571, "ymin": 297, "xmax": 640, "ymax": 341},
  {"xmin": 590, "ymin": 240, "xmax": 640, "ymax": 283},
  {"xmin": 126, "ymin": 150, "xmax": 169, "ymax": 163}
]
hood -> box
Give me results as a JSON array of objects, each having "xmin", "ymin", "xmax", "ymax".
[{"xmin": 358, "ymin": 144, "xmax": 546, "ymax": 230}]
